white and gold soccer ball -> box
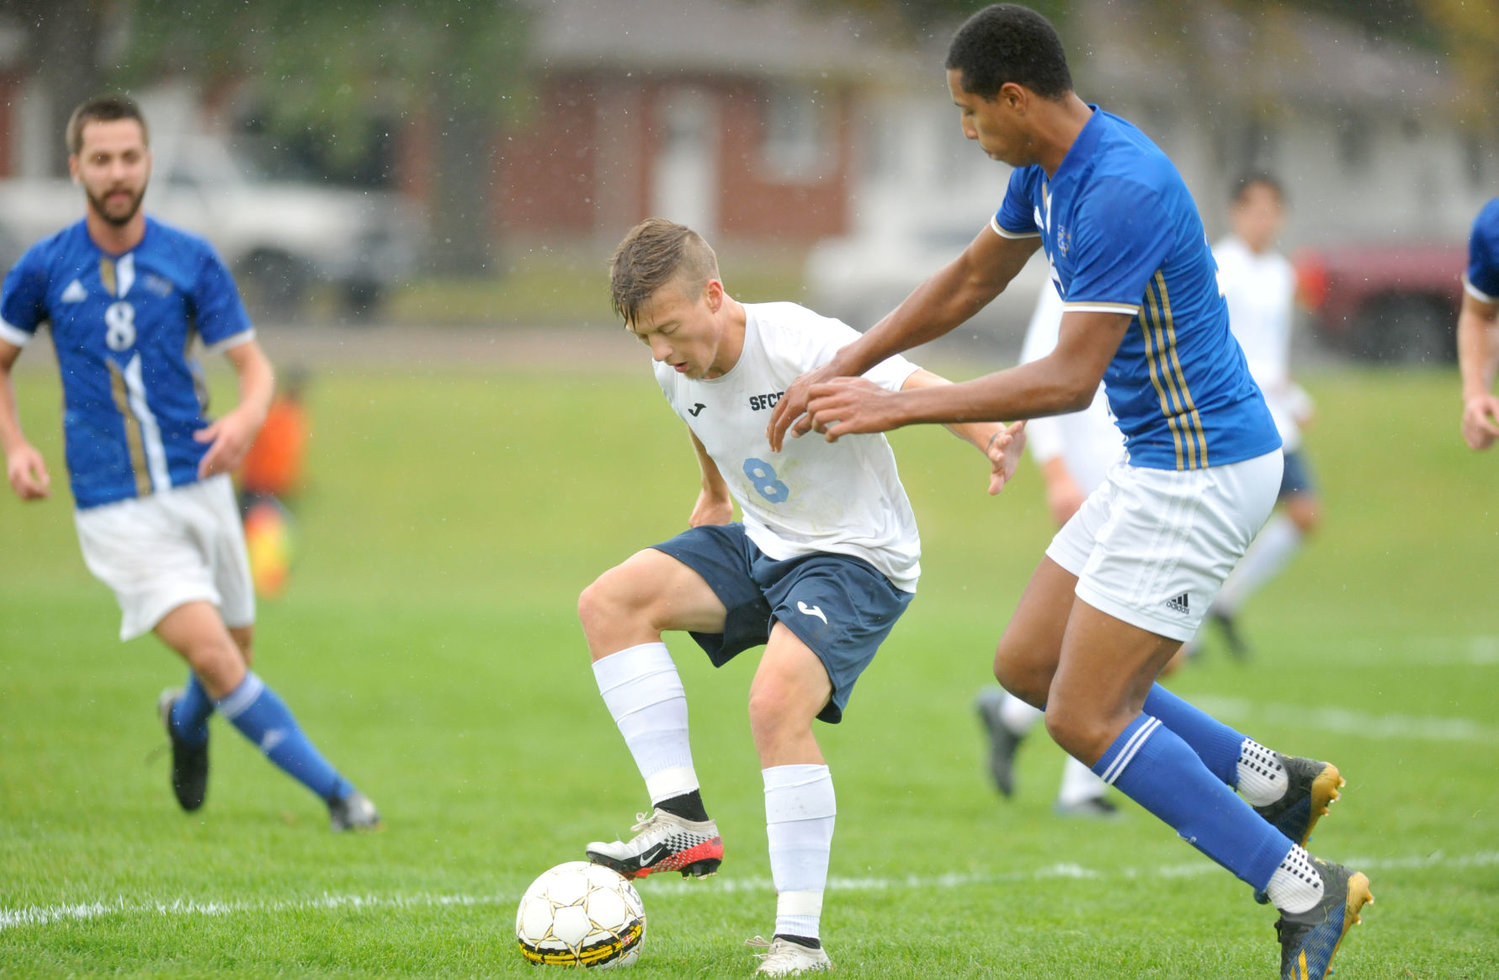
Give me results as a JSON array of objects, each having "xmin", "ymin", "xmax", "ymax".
[{"xmin": 515, "ymin": 861, "xmax": 647, "ymax": 968}]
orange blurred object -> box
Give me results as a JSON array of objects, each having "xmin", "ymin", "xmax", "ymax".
[{"xmin": 240, "ymin": 395, "xmax": 308, "ymax": 499}]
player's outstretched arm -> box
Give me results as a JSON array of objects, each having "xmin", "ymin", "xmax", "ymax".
[
  {"xmin": 686, "ymin": 428, "xmax": 734, "ymax": 527},
  {"xmin": 767, "ymin": 230, "xmax": 1039, "ymax": 452},
  {"xmin": 0, "ymin": 339, "xmax": 49, "ymax": 501},
  {"xmin": 900, "ymin": 367, "xmax": 1026, "ymax": 495},
  {"xmin": 1457, "ymin": 292, "xmax": 1499, "ymax": 451},
  {"xmin": 196, "ymin": 339, "xmax": 275, "ymax": 478}
]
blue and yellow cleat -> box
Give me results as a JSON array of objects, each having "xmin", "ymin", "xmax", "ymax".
[
  {"xmin": 1255, "ymin": 755, "xmax": 1344, "ymax": 847},
  {"xmin": 1275, "ymin": 857, "xmax": 1372, "ymax": 980}
]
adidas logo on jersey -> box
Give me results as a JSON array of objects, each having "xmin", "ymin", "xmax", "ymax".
[
  {"xmin": 1164, "ymin": 593, "xmax": 1191, "ymax": 614},
  {"xmin": 60, "ymin": 279, "xmax": 87, "ymax": 303}
]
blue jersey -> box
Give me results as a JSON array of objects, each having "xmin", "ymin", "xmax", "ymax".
[
  {"xmin": 993, "ymin": 108, "xmax": 1279, "ymax": 471},
  {"xmin": 1464, "ymin": 198, "xmax": 1499, "ymax": 302},
  {"xmin": 0, "ymin": 218, "xmax": 254, "ymax": 508}
]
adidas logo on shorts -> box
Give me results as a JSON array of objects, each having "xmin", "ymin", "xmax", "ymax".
[{"xmin": 1165, "ymin": 592, "xmax": 1191, "ymax": 614}]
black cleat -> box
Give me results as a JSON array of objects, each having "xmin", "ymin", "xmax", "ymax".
[
  {"xmin": 157, "ymin": 688, "xmax": 208, "ymax": 812},
  {"xmin": 1210, "ymin": 609, "xmax": 1250, "ymax": 659},
  {"xmin": 1275, "ymin": 857, "xmax": 1372, "ymax": 979},
  {"xmin": 1255, "ymin": 756, "xmax": 1344, "ymax": 848},
  {"xmin": 974, "ymin": 689, "xmax": 1023, "ymax": 798}
]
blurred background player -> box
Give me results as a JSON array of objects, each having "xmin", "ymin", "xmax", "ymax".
[
  {"xmin": 0, "ymin": 94, "xmax": 378, "ymax": 831},
  {"xmin": 1197, "ymin": 173, "xmax": 1321, "ymax": 658},
  {"xmin": 238, "ymin": 366, "xmax": 311, "ymax": 598},
  {"xmin": 581, "ymin": 218, "xmax": 1020, "ymax": 977},
  {"xmin": 1458, "ymin": 197, "xmax": 1499, "ymax": 451},
  {"xmin": 975, "ymin": 281, "xmax": 1123, "ymax": 818}
]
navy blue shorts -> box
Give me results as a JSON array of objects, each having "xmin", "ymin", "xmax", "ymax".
[
  {"xmin": 1279, "ymin": 449, "xmax": 1317, "ymax": 498},
  {"xmin": 651, "ymin": 523, "xmax": 913, "ymax": 724}
]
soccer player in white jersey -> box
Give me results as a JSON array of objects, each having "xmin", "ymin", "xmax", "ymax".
[
  {"xmin": 0, "ymin": 94, "xmax": 378, "ymax": 831},
  {"xmin": 975, "ymin": 281, "xmax": 1123, "ymax": 817},
  {"xmin": 581, "ymin": 218, "xmax": 1022, "ymax": 976},
  {"xmin": 1458, "ymin": 198, "xmax": 1499, "ymax": 450},
  {"xmin": 768, "ymin": 7, "xmax": 1371, "ymax": 977},
  {"xmin": 1203, "ymin": 174, "xmax": 1321, "ymax": 657}
]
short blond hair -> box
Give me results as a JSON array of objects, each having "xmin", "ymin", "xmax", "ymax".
[{"xmin": 609, "ymin": 218, "xmax": 720, "ymax": 326}]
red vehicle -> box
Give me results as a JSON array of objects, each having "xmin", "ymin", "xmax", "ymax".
[{"xmin": 1293, "ymin": 243, "xmax": 1467, "ymax": 363}]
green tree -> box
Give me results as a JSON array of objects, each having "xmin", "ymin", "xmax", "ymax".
[{"xmin": 116, "ymin": 0, "xmax": 530, "ymax": 275}]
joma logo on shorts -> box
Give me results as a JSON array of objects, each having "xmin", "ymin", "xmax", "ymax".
[{"xmin": 748, "ymin": 391, "xmax": 784, "ymax": 411}]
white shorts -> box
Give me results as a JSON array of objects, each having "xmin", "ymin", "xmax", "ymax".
[
  {"xmin": 1046, "ymin": 451, "xmax": 1282, "ymax": 641},
  {"xmin": 75, "ymin": 474, "xmax": 255, "ymax": 641}
]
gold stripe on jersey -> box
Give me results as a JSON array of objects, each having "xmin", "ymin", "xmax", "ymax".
[
  {"xmin": 99, "ymin": 258, "xmax": 117, "ymax": 297},
  {"xmin": 108, "ymin": 360, "xmax": 151, "ymax": 498},
  {"xmin": 1141, "ymin": 272, "xmax": 1208, "ymax": 470}
]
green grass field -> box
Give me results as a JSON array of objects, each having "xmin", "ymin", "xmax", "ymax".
[{"xmin": 2, "ymin": 354, "xmax": 1496, "ymax": 978}]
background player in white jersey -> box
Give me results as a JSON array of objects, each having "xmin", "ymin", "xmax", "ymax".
[
  {"xmin": 581, "ymin": 218, "xmax": 1022, "ymax": 977},
  {"xmin": 1201, "ymin": 174, "xmax": 1321, "ymax": 657},
  {"xmin": 768, "ymin": 7, "xmax": 1370, "ymax": 977},
  {"xmin": 1458, "ymin": 198, "xmax": 1499, "ymax": 450},
  {"xmin": 975, "ymin": 281, "xmax": 1122, "ymax": 817},
  {"xmin": 0, "ymin": 94, "xmax": 378, "ymax": 831}
]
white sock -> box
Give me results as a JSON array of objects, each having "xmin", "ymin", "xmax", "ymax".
[
  {"xmin": 592, "ymin": 643, "xmax": 697, "ymax": 804},
  {"xmin": 1236, "ymin": 738, "xmax": 1288, "ymax": 806},
  {"xmin": 1216, "ymin": 513, "xmax": 1301, "ymax": 613},
  {"xmin": 1265, "ymin": 845, "xmax": 1324, "ymax": 914},
  {"xmin": 764, "ymin": 764, "xmax": 836, "ymax": 942},
  {"xmin": 1057, "ymin": 755, "xmax": 1109, "ymax": 806},
  {"xmin": 999, "ymin": 692, "xmax": 1045, "ymax": 735}
]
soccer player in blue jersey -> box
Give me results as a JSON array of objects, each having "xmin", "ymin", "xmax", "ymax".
[
  {"xmin": 1458, "ymin": 198, "xmax": 1499, "ymax": 451},
  {"xmin": 768, "ymin": 6, "xmax": 1371, "ymax": 977},
  {"xmin": 0, "ymin": 94, "xmax": 379, "ymax": 831}
]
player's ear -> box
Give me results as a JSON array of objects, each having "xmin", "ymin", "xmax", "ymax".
[{"xmin": 704, "ymin": 278, "xmax": 724, "ymax": 311}]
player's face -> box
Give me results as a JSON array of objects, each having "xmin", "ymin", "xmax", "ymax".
[
  {"xmin": 948, "ymin": 69, "xmax": 1033, "ymax": 167},
  {"xmin": 626, "ymin": 277, "xmax": 731, "ymax": 380},
  {"xmin": 70, "ymin": 118, "xmax": 152, "ymax": 228},
  {"xmin": 1229, "ymin": 182, "xmax": 1286, "ymax": 254}
]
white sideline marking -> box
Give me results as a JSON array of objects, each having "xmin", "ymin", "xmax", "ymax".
[
  {"xmin": 1189, "ymin": 696, "xmax": 1499, "ymax": 744},
  {"xmin": 5, "ymin": 850, "xmax": 1496, "ymax": 932}
]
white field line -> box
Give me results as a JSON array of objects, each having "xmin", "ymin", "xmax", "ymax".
[
  {"xmin": 1188, "ymin": 696, "xmax": 1499, "ymax": 744},
  {"xmin": 5, "ymin": 850, "xmax": 1496, "ymax": 932}
]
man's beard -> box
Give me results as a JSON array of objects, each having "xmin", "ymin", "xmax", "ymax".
[{"xmin": 87, "ymin": 186, "xmax": 145, "ymax": 227}]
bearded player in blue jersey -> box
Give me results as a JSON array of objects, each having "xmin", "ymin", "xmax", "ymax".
[
  {"xmin": 769, "ymin": 7, "xmax": 1370, "ymax": 977},
  {"xmin": 0, "ymin": 95, "xmax": 379, "ymax": 831}
]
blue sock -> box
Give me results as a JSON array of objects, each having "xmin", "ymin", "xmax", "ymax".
[
  {"xmin": 1094, "ymin": 714, "xmax": 1290, "ymax": 890},
  {"xmin": 171, "ymin": 672, "xmax": 215, "ymax": 747},
  {"xmin": 1142, "ymin": 684, "xmax": 1246, "ymax": 787},
  {"xmin": 216, "ymin": 673, "xmax": 352, "ymax": 802}
]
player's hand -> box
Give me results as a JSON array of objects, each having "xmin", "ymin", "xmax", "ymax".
[
  {"xmin": 688, "ymin": 489, "xmax": 734, "ymax": 527},
  {"xmin": 800, "ymin": 376, "xmax": 904, "ymax": 442},
  {"xmin": 983, "ymin": 420, "xmax": 1026, "ymax": 496},
  {"xmin": 767, "ymin": 362, "xmax": 843, "ymax": 452},
  {"xmin": 5, "ymin": 443, "xmax": 50, "ymax": 500},
  {"xmin": 1461, "ymin": 394, "xmax": 1499, "ymax": 451},
  {"xmin": 195, "ymin": 407, "xmax": 261, "ymax": 478}
]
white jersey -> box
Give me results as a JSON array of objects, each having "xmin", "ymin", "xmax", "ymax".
[
  {"xmin": 1017, "ymin": 282, "xmax": 1124, "ymax": 494},
  {"xmin": 654, "ymin": 301, "xmax": 922, "ymax": 591},
  {"xmin": 1213, "ymin": 235, "xmax": 1303, "ymax": 451}
]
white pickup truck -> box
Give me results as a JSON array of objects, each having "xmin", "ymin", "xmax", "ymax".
[{"xmin": 0, "ymin": 133, "xmax": 425, "ymax": 320}]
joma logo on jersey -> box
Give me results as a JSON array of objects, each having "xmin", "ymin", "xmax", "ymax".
[{"xmin": 748, "ymin": 391, "xmax": 784, "ymax": 411}]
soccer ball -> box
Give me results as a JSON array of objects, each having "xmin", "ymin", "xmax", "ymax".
[{"xmin": 515, "ymin": 861, "xmax": 647, "ymax": 968}]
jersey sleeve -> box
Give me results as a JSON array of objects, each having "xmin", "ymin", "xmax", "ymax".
[
  {"xmin": 1063, "ymin": 176, "xmax": 1173, "ymax": 315},
  {"xmin": 1464, "ymin": 199, "xmax": 1499, "ymax": 302},
  {"xmin": 0, "ymin": 247, "xmax": 49, "ymax": 347},
  {"xmin": 993, "ymin": 167, "xmax": 1042, "ymax": 239},
  {"xmin": 191, "ymin": 244, "xmax": 255, "ymax": 350}
]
